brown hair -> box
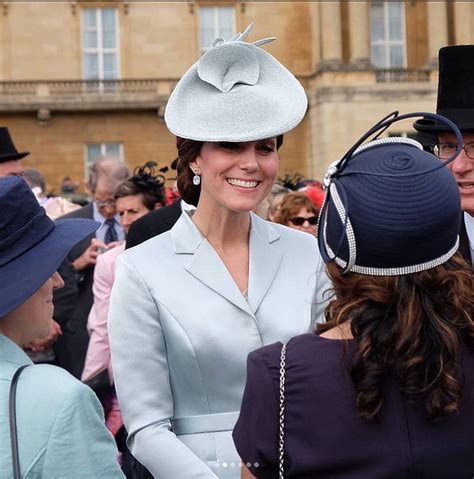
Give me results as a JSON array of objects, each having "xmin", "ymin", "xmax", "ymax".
[
  {"xmin": 273, "ymin": 192, "xmax": 318, "ymax": 226},
  {"xmin": 176, "ymin": 137, "xmax": 204, "ymax": 207},
  {"xmin": 176, "ymin": 135, "xmax": 285, "ymax": 207},
  {"xmin": 114, "ymin": 162, "xmax": 166, "ymax": 209},
  {"xmin": 317, "ymin": 254, "xmax": 474, "ymax": 420}
]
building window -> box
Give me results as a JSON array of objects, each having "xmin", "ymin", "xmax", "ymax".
[
  {"xmin": 82, "ymin": 8, "xmax": 119, "ymax": 80},
  {"xmin": 370, "ymin": 1, "xmax": 406, "ymax": 68},
  {"xmin": 199, "ymin": 6, "xmax": 236, "ymax": 52},
  {"xmin": 85, "ymin": 143, "xmax": 123, "ymax": 171}
]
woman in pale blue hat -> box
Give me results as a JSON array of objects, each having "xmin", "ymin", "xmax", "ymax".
[
  {"xmin": 0, "ymin": 176, "xmax": 124, "ymax": 478},
  {"xmin": 108, "ymin": 24, "xmax": 330, "ymax": 478}
]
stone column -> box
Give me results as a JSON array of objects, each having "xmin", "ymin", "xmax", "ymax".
[
  {"xmin": 319, "ymin": 2, "xmax": 343, "ymax": 70},
  {"xmin": 348, "ymin": 1, "xmax": 370, "ymax": 68},
  {"xmin": 426, "ymin": 1, "xmax": 448, "ymax": 67},
  {"xmin": 453, "ymin": 2, "xmax": 472, "ymax": 44}
]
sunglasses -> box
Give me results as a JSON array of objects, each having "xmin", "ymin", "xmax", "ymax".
[{"xmin": 289, "ymin": 215, "xmax": 318, "ymax": 226}]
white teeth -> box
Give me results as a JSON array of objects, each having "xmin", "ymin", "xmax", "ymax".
[{"xmin": 227, "ymin": 178, "xmax": 258, "ymax": 188}]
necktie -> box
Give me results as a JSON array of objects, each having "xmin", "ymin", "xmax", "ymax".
[{"xmin": 104, "ymin": 219, "xmax": 118, "ymax": 244}]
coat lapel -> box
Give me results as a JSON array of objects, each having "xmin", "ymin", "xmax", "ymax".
[
  {"xmin": 247, "ymin": 214, "xmax": 282, "ymax": 314},
  {"xmin": 171, "ymin": 212, "xmax": 253, "ymax": 315}
]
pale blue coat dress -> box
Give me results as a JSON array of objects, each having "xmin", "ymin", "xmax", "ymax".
[
  {"xmin": 108, "ymin": 212, "xmax": 330, "ymax": 478},
  {"xmin": 0, "ymin": 335, "xmax": 124, "ymax": 479}
]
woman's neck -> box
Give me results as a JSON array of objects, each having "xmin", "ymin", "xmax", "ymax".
[{"xmin": 191, "ymin": 204, "xmax": 251, "ymax": 253}]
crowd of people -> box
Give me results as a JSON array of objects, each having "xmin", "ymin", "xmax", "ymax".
[{"xmin": 0, "ymin": 25, "xmax": 473, "ymax": 479}]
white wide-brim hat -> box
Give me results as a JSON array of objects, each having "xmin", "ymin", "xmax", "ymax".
[{"xmin": 165, "ymin": 24, "xmax": 308, "ymax": 142}]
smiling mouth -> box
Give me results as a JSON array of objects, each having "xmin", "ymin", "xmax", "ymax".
[
  {"xmin": 458, "ymin": 183, "xmax": 474, "ymax": 190},
  {"xmin": 227, "ymin": 178, "xmax": 260, "ymax": 188}
]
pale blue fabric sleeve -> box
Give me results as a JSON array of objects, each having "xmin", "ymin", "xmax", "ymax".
[
  {"xmin": 311, "ymin": 251, "xmax": 332, "ymax": 327},
  {"xmin": 41, "ymin": 381, "xmax": 124, "ymax": 478},
  {"xmin": 108, "ymin": 254, "xmax": 218, "ymax": 479}
]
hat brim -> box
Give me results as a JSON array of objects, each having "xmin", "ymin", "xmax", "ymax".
[
  {"xmin": 0, "ymin": 151, "xmax": 29, "ymax": 163},
  {"xmin": 0, "ymin": 218, "xmax": 98, "ymax": 318},
  {"xmin": 413, "ymin": 119, "xmax": 474, "ymax": 134}
]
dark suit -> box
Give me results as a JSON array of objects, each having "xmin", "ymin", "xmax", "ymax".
[
  {"xmin": 459, "ymin": 216, "xmax": 473, "ymax": 267},
  {"xmin": 53, "ymin": 203, "xmax": 96, "ymax": 378},
  {"xmin": 126, "ymin": 200, "xmax": 182, "ymax": 249}
]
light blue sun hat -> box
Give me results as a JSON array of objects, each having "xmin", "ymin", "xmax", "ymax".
[{"xmin": 165, "ymin": 24, "xmax": 308, "ymax": 142}]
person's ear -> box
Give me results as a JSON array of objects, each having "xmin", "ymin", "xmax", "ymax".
[{"xmin": 189, "ymin": 161, "xmax": 200, "ymax": 175}]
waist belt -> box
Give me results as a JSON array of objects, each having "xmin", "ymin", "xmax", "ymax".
[{"xmin": 172, "ymin": 411, "xmax": 240, "ymax": 435}]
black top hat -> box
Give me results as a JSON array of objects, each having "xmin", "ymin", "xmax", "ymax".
[
  {"xmin": 0, "ymin": 127, "xmax": 29, "ymax": 163},
  {"xmin": 414, "ymin": 45, "xmax": 474, "ymax": 133}
]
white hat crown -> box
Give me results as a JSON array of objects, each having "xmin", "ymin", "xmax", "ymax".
[{"xmin": 165, "ymin": 23, "xmax": 308, "ymax": 143}]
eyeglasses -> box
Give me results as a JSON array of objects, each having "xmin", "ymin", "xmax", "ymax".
[
  {"xmin": 289, "ymin": 216, "xmax": 318, "ymax": 226},
  {"xmin": 434, "ymin": 142, "xmax": 474, "ymax": 160},
  {"xmin": 95, "ymin": 199, "xmax": 116, "ymax": 208}
]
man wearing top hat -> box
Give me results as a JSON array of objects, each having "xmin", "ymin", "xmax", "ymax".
[
  {"xmin": 0, "ymin": 126, "xmax": 28, "ymax": 177},
  {"xmin": 414, "ymin": 45, "xmax": 474, "ymax": 267}
]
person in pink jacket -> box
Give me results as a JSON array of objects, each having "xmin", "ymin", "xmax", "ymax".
[{"xmin": 81, "ymin": 162, "xmax": 166, "ymax": 433}]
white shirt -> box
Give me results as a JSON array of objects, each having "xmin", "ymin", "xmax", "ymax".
[
  {"xmin": 464, "ymin": 212, "xmax": 474, "ymax": 265},
  {"xmin": 92, "ymin": 202, "xmax": 125, "ymax": 243}
]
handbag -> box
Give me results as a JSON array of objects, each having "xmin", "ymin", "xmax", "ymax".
[
  {"xmin": 278, "ymin": 343, "xmax": 287, "ymax": 479},
  {"xmin": 83, "ymin": 368, "xmax": 111, "ymax": 393},
  {"xmin": 9, "ymin": 365, "xmax": 30, "ymax": 479}
]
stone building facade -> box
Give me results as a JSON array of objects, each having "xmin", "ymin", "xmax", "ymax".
[{"xmin": 0, "ymin": 1, "xmax": 469, "ymax": 192}]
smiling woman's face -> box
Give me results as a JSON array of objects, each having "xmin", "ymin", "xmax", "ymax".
[{"xmin": 191, "ymin": 139, "xmax": 279, "ymax": 213}]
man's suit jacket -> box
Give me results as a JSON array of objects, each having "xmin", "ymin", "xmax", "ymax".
[
  {"xmin": 53, "ymin": 203, "xmax": 96, "ymax": 379},
  {"xmin": 108, "ymin": 212, "xmax": 330, "ymax": 478},
  {"xmin": 0, "ymin": 335, "xmax": 124, "ymax": 478},
  {"xmin": 126, "ymin": 200, "xmax": 182, "ymax": 248},
  {"xmin": 82, "ymin": 243, "xmax": 125, "ymax": 383}
]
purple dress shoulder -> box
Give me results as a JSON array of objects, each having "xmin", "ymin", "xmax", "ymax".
[{"xmin": 233, "ymin": 333, "xmax": 474, "ymax": 478}]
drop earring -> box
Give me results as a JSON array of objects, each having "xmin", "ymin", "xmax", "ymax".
[{"xmin": 192, "ymin": 171, "xmax": 201, "ymax": 186}]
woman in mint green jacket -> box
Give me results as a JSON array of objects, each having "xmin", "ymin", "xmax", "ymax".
[{"xmin": 0, "ymin": 176, "xmax": 124, "ymax": 479}]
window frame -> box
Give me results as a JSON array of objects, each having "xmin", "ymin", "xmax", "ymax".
[
  {"xmin": 370, "ymin": 1, "xmax": 407, "ymax": 69},
  {"xmin": 199, "ymin": 5, "xmax": 236, "ymax": 53},
  {"xmin": 81, "ymin": 7, "xmax": 121, "ymax": 81},
  {"xmin": 84, "ymin": 142, "xmax": 124, "ymax": 179}
]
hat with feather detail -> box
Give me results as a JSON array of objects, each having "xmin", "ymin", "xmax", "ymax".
[{"xmin": 165, "ymin": 24, "xmax": 308, "ymax": 142}]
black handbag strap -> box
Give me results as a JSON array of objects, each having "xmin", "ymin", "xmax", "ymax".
[{"xmin": 9, "ymin": 365, "xmax": 29, "ymax": 479}]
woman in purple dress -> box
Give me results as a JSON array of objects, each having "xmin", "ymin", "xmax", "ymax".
[{"xmin": 233, "ymin": 113, "xmax": 474, "ymax": 478}]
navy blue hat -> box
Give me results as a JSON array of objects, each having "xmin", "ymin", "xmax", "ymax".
[
  {"xmin": 318, "ymin": 112, "xmax": 463, "ymax": 276},
  {"xmin": 0, "ymin": 177, "xmax": 99, "ymax": 317}
]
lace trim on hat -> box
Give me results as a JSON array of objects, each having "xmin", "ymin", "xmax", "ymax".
[
  {"xmin": 327, "ymin": 183, "xmax": 357, "ymax": 272},
  {"xmin": 326, "ymin": 236, "xmax": 459, "ymax": 276},
  {"xmin": 353, "ymin": 137, "xmax": 423, "ymax": 155}
]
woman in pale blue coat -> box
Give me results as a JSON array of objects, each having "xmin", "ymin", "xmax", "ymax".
[
  {"xmin": 0, "ymin": 177, "xmax": 124, "ymax": 479},
  {"xmin": 108, "ymin": 24, "xmax": 330, "ymax": 478}
]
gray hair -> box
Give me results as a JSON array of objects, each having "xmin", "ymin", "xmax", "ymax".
[
  {"xmin": 87, "ymin": 155, "xmax": 130, "ymax": 193},
  {"xmin": 23, "ymin": 168, "xmax": 46, "ymax": 192}
]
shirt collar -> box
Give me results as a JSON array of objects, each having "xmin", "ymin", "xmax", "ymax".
[
  {"xmin": 92, "ymin": 201, "xmax": 120, "ymax": 225},
  {"xmin": 0, "ymin": 334, "xmax": 33, "ymax": 367},
  {"xmin": 464, "ymin": 212, "xmax": 474, "ymax": 251}
]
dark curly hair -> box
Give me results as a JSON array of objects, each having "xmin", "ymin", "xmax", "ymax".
[
  {"xmin": 114, "ymin": 161, "xmax": 166, "ymax": 209},
  {"xmin": 176, "ymin": 135, "xmax": 284, "ymax": 207},
  {"xmin": 317, "ymin": 254, "xmax": 474, "ymax": 420}
]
